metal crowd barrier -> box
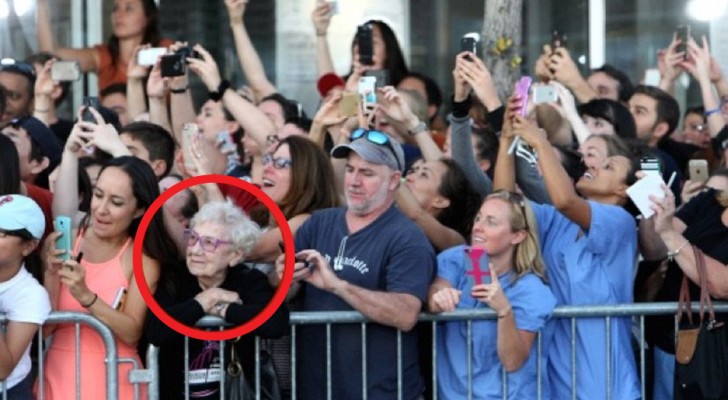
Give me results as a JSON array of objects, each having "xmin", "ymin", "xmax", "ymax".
[
  {"xmin": 4, "ymin": 303, "xmax": 728, "ymax": 400},
  {"xmin": 0, "ymin": 311, "xmax": 119, "ymax": 400},
  {"xmin": 141, "ymin": 302, "xmax": 728, "ymax": 400}
]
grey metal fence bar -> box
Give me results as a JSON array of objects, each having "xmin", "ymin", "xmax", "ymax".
[
  {"xmin": 0, "ymin": 311, "xmax": 120, "ymax": 400},
  {"xmin": 136, "ymin": 302, "xmax": 728, "ymax": 399}
]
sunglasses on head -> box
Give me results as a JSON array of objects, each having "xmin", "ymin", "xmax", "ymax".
[
  {"xmin": 349, "ymin": 128, "xmax": 402, "ymax": 172},
  {"xmin": 0, "ymin": 59, "xmax": 36, "ymax": 82}
]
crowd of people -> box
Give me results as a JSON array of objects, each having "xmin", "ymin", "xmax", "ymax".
[{"xmin": 1, "ymin": 0, "xmax": 728, "ymax": 399}]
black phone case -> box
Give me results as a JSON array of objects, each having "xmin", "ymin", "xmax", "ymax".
[
  {"xmin": 357, "ymin": 24, "xmax": 374, "ymax": 66},
  {"xmin": 82, "ymin": 97, "xmax": 100, "ymax": 123}
]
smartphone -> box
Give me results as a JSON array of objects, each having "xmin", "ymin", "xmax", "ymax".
[
  {"xmin": 364, "ymin": 69, "xmax": 389, "ymax": 89},
  {"xmin": 466, "ymin": 247, "xmax": 491, "ymax": 285},
  {"xmin": 216, "ymin": 131, "xmax": 237, "ymax": 155},
  {"xmin": 688, "ymin": 159, "xmax": 709, "ymax": 183},
  {"xmin": 640, "ymin": 156, "xmax": 662, "ymax": 179},
  {"xmin": 160, "ymin": 54, "xmax": 186, "ymax": 77},
  {"xmin": 514, "ymin": 76, "xmax": 533, "ymax": 117},
  {"xmin": 676, "ymin": 25, "xmax": 690, "ymax": 58},
  {"xmin": 358, "ymin": 76, "xmax": 377, "ymax": 106},
  {"xmin": 460, "ymin": 35, "xmax": 478, "ymax": 59},
  {"xmin": 54, "ymin": 216, "xmax": 73, "ymax": 261},
  {"xmin": 294, "ymin": 254, "xmax": 316, "ymax": 271},
  {"xmin": 137, "ymin": 47, "xmax": 167, "ymax": 66},
  {"xmin": 181, "ymin": 122, "xmax": 199, "ymax": 170},
  {"xmin": 532, "ymin": 83, "xmax": 558, "ymax": 104},
  {"xmin": 51, "ymin": 61, "xmax": 81, "ymax": 81},
  {"xmin": 339, "ymin": 92, "xmax": 360, "ymax": 117},
  {"xmin": 82, "ymin": 96, "xmax": 100, "ymax": 123},
  {"xmin": 326, "ymin": 0, "xmax": 338, "ymax": 15},
  {"xmin": 644, "ymin": 68, "xmax": 661, "ymax": 87},
  {"xmin": 357, "ymin": 23, "xmax": 374, "ymax": 66},
  {"xmin": 551, "ymin": 30, "xmax": 567, "ymax": 52},
  {"xmin": 112, "ymin": 288, "xmax": 128, "ymax": 311}
]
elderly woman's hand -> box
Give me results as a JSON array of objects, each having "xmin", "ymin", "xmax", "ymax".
[{"xmin": 194, "ymin": 288, "xmax": 241, "ymax": 315}]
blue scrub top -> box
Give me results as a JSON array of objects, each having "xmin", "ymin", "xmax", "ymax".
[{"xmin": 435, "ymin": 245, "xmax": 557, "ymax": 400}]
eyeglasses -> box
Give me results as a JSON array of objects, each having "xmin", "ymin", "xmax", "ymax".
[
  {"xmin": 183, "ymin": 229, "xmax": 232, "ymax": 252},
  {"xmin": 262, "ymin": 154, "xmax": 293, "ymax": 169},
  {"xmin": 349, "ymin": 128, "xmax": 402, "ymax": 172},
  {"xmin": 0, "ymin": 59, "xmax": 36, "ymax": 83}
]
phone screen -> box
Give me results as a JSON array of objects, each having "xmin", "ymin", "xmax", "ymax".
[{"xmin": 357, "ymin": 24, "xmax": 374, "ymax": 65}]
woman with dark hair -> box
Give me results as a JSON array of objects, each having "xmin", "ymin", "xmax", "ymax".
[
  {"xmin": 577, "ymin": 98, "xmax": 638, "ymax": 139},
  {"xmin": 397, "ymin": 158, "xmax": 483, "ymax": 251},
  {"xmin": 250, "ymin": 135, "xmax": 339, "ymax": 263},
  {"xmin": 39, "ymin": 117, "xmax": 179, "ymax": 399},
  {"xmin": 494, "ymin": 97, "xmax": 642, "ymax": 400},
  {"xmin": 37, "ymin": 0, "xmax": 172, "ymax": 90},
  {"xmin": 312, "ymin": 3, "xmax": 409, "ymax": 90}
]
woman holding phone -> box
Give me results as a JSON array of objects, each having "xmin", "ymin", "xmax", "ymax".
[
  {"xmin": 36, "ymin": 0, "xmax": 173, "ymax": 90},
  {"xmin": 428, "ymin": 190, "xmax": 556, "ymax": 399},
  {"xmin": 39, "ymin": 114, "xmax": 178, "ymax": 399}
]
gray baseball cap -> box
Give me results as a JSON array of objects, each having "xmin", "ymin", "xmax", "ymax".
[{"xmin": 331, "ymin": 131, "xmax": 405, "ymax": 173}]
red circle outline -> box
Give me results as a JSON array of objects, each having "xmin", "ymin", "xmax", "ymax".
[{"xmin": 133, "ymin": 174, "xmax": 294, "ymax": 341}]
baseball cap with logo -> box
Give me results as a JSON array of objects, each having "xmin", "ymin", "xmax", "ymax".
[{"xmin": 0, "ymin": 194, "xmax": 45, "ymax": 240}]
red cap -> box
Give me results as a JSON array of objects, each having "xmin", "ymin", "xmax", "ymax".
[{"xmin": 317, "ymin": 73, "xmax": 345, "ymax": 98}]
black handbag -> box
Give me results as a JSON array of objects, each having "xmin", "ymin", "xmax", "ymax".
[
  {"xmin": 225, "ymin": 337, "xmax": 282, "ymax": 400},
  {"xmin": 674, "ymin": 246, "xmax": 728, "ymax": 400}
]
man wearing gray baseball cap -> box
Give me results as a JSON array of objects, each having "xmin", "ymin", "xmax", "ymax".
[
  {"xmin": 275, "ymin": 128, "xmax": 435, "ymax": 399},
  {"xmin": 0, "ymin": 194, "xmax": 51, "ymax": 399}
]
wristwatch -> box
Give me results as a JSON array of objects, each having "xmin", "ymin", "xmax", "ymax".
[
  {"xmin": 407, "ymin": 120, "xmax": 428, "ymax": 136},
  {"xmin": 208, "ymin": 80, "xmax": 231, "ymax": 102}
]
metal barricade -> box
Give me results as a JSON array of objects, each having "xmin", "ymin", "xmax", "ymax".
[
  {"xmin": 141, "ymin": 302, "xmax": 728, "ymax": 400},
  {"xmin": 0, "ymin": 311, "xmax": 119, "ymax": 400}
]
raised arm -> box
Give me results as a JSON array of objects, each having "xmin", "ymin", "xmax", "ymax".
[
  {"xmin": 33, "ymin": 59, "xmax": 58, "ymax": 126},
  {"xmin": 36, "ymin": 0, "xmax": 98, "ymax": 73},
  {"xmin": 550, "ymin": 47, "xmax": 596, "ymax": 103},
  {"xmin": 683, "ymin": 37, "xmax": 726, "ymax": 139},
  {"xmin": 395, "ymin": 186, "xmax": 466, "ymax": 251},
  {"xmin": 146, "ymin": 59, "xmax": 173, "ymax": 133},
  {"xmin": 451, "ymin": 54, "xmax": 492, "ymax": 196},
  {"xmin": 492, "ymin": 98, "xmax": 518, "ymax": 193},
  {"xmin": 377, "ymin": 86, "xmax": 444, "ymax": 161},
  {"xmin": 657, "ymin": 36, "xmax": 684, "ymax": 95},
  {"xmin": 187, "ymin": 45, "xmax": 275, "ymax": 151},
  {"xmin": 52, "ymin": 118, "xmax": 85, "ymax": 222},
  {"xmin": 225, "ymin": 0, "xmax": 277, "ymax": 99},
  {"xmin": 126, "ymin": 45, "xmax": 152, "ymax": 121},
  {"xmin": 311, "ymin": 1, "xmax": 336, "ymax": 78},
  {"xmin": 512, "ymin": 114, "xmax": 592, "ymax": 230}
]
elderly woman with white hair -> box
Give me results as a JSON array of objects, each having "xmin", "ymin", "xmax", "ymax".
[{"xmin": 145, "ymin": 200, "xmax": 289, "ymax": 400}]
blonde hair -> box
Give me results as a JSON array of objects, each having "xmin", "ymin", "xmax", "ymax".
[{"xmin": 485, "ymin": 191, "xmax": 547, "ymax": 282}]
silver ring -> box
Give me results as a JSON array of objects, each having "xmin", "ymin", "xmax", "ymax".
[{"xmin": 215, "ymin": 303, "xmax": 225, "ymax": 313}]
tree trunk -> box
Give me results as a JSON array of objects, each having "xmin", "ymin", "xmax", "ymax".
[{"xmin": 483, "ymin": 0, "xmax": 523, "ymax": 102}]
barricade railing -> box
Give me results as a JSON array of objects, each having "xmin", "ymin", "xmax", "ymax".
[
  {"xmin": 5, "ymin": 303, "xmax": 727, "ymax": 400},
  {"xmin": 0, "ymin": 311, "xmax": 119, "ymax": 400}
]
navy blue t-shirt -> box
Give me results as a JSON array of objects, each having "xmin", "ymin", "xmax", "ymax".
[{"xmin": 294, "ymin": 205, "xmax": 435, "ymax": 400}]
